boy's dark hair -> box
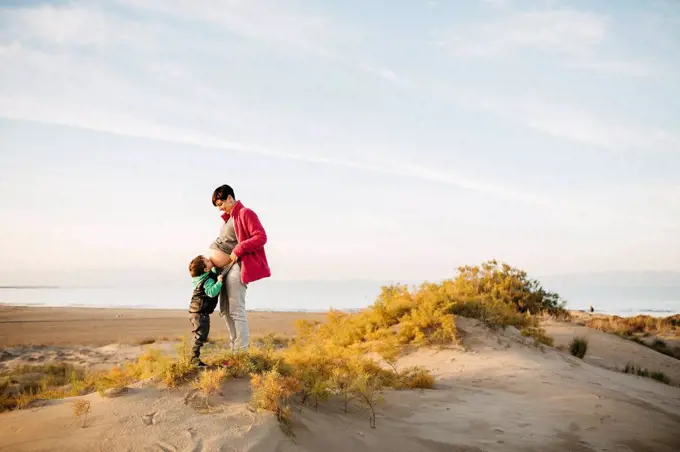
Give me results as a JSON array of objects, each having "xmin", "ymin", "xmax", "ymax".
[
  {"xmin": 212, "ymin": 184, "xmax": 235, "ymax": 206},
  {"xmin": 189, "ymin": 256, "xmax": 207, "ymax": 277}
]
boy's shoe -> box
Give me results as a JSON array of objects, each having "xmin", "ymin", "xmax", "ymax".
[{"xmin": 191, "ymin": 358, "xmax": 207, "ymax": 368}]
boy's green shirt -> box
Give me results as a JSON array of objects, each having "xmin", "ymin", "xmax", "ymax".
[{"xmin": 191, "ymin": 268, "xmax": 222, "ymax": 298}]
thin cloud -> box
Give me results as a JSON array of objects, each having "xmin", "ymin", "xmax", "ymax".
[
  {"xmin": 1, "ymin": 4, "xmax": 148, "ymax": 46},
  {"xmin": 380, "ymin": 73, "xmax": 679, "ymax": 153},
  {"xmin": 115, "ymin": 0, "xmax": 361, "ymax": 58},
  {"xmin": 481, "ymin": 0, "xmax": 508, "ymax": 8},
  {"xmin": 359, "ymin": 62, "xmax": 410, "ymax": 86},
  {"xmin": 435, "ymin": 10, "xmax": 606, "ymax": 58},
  {"xmin": 515, "ymin": 100, "xmax": 680, "ymax": 152},
  {"xmin": 565, "ymin": 59, "xmax": 657, "ymax": 77},
  {"xmin": 0, "ymin": 93, "xmax": 551, "ymax": 208},
  {"xmin": 1, "ymin": 0, "xmax": 676, "ymax": 215},
  {"xmin": 433, "ymin": 8, "xmax": 654, "ymax": 77}
]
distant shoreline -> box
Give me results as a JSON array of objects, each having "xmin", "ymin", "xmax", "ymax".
[
  {"xmin": 0, "ymin": 302, "xmax": 333, "ymax": 313},
  {"xmin": 0, "ymin": 286, "xmax": 61, "ymax": 289},
  {"xmin": 0, "ymin": 302, "xmax": 676, "ymax": 317}
]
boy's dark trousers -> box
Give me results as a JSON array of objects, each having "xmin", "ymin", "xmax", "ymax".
[{"xmin": 189, "ymin": 313, "xmax": 210, "ymax": 360}]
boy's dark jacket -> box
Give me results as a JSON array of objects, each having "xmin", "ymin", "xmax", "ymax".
[{"xmin": 189, "ymin": 270, "xmax": 221, "ymax": 314}]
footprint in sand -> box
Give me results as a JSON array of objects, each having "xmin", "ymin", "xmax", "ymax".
[
  {"xmin": 186, "ymin": 439, "xmax": 203, "ymax": 452},
  {"xmin": 154, "ymin": 441, "xmax": 177, "ymax": 452},
  {"xmin": 142, "ymin": 411, "xmax": 158, "ymax": 426}
]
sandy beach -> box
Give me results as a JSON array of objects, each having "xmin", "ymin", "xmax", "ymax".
[
  {"xmin": 1, "ymin": 307, "xmax": 679, "ymax": 451},
  {"xmin": 0, "ymin": 305, "xmax": 327, "ymax": 347}
]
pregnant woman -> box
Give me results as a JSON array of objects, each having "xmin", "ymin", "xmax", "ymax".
[{"xmin": 209, "ymin": 184, "xmax": 271, "ymax": 351}]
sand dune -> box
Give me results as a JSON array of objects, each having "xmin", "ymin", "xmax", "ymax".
[
  {"xmin": 544, "ymin": 319, "xmax": 680, "ymax": 383},
  {"xmin": 1, "ymin": 317, "xmax": 679, "ymax": 452}
]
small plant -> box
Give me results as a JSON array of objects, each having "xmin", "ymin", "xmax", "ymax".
[
  {"xmin": 521, "ymin": 327, "xmax": 555, "ymax": 347},
  {"xmin": 394, "ymin": 366, "xmax": 435, "ymax": 390},
  {"xmin": 71, "ymin": 400, "xmax": 91, "ymax": 428},
  {"xmin": 351, "ymin": 372, "xmax": 385, "ymax": 429},
  {"xmin": 15, "ymin": 390, "xmax": 41, "ymax": 409},
  {"xmin": 163, "ymin": 337, "xmax": 197, "ymax": 387},
  {"xmin": 0, "ymin": 394, "xmax": 17, "ymax": 412},
  {"xmin": 254, "ymin": 333, "xmax": 292, "ymax": 351},
  {"xmin": 624, "ymin": 363, "xmax": 648, "ymax": 377},
  {"xmin": 375, "ymin": 338, "xmax": 402, "ymax": 377},
  {"xmin": 569, "ymin": 336, "xmax": 588, "ymax": 359},
  {"xmin": 192, "ymin": 368, "xmax": 228, "ymax": 396},
  {"xmin": 288, "ymin": 348, "xmax": 333, "ymax": 411},
  {"xmin": 250, "ymin": 368, "xmax": 301, "ymax": 436},
  {"xmin": 353, "ymin": 375, "xmax": 384, "ymax": 429},
  {"xmin": 623, "ymin": 363, "xmax": 671, "ymax": 385},
  {"xmin": 650, "ymin": 371, "xmax": 670, "ymax": 385},
  {"xmin": 329, "ymin": 367, "xmax": 356, "ymax": 413},
  {"xmin": 94, "ymin": 366, "xmax": 130, "ymax": 396}
]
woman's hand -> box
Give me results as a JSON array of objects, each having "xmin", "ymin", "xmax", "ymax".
[{"xmin": 230, "ymin": 251, "xmax": 238, "ymax": 262}]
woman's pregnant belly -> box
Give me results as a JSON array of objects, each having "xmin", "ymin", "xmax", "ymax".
[{"xmin": 210, "ymin": 249, "xmax": 232, "ymax": 268}]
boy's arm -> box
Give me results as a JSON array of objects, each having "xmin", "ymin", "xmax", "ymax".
[
  {"xmin": 204, "ymin": 278, "xmax": 223, "ymax": 298},
  {"xmin": 233, "ymin": 209, "xmax": 267, "ymax": 258}
]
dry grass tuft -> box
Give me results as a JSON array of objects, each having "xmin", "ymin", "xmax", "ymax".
[
  {"xmin": 521, "ymin": 326, "xmax": 555, "ymax": 347},
  {"xmin": 1, "ymin": 363, "xmax": 94, "ymax": 410},
  {"xmin": 587, "ymin": 315, "xmax": 679, "ymax": 337},
  {"xmin": 71, "ymin": 400, "xmax": 91, "ymax": 428},
  {"xmin": 394, "ymin": 366, "xmax": 435, "ymax": 390},
  {"xmin": 192, "ymin": 368, "xmax": 228, "ymax": 396}
]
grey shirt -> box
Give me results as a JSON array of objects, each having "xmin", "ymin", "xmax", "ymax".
[{"xmin": 210, "ymin": 217, "xmax": 238, "ymax": 254}]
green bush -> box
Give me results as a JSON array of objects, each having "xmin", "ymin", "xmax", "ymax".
[
  {"xmin": 650, "ymin": 371, "xmax": 670, "ymax": 384},
  {"xmin": 569, "ymin": 337, "xmax": 588, "ymax": 359},
  {"xmin": 623, "ymin": 363, "xmax": 671, "ymax": 385}
]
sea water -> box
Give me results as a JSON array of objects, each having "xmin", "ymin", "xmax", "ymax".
[{"xmin": 1, "ymin": 279, "xmax": 679, "ymax": 316}]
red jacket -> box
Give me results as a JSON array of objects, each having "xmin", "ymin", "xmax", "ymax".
[{"xmin": 221, "ymin": 201, "xmax": 271, "ymax": 284}]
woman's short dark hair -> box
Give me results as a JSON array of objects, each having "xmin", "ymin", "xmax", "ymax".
[{"xmin": 212, "ymin": 184, "xmax": 235, "ymax": 206}]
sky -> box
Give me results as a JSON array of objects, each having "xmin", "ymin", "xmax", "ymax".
[{"xmin": 0, "ymin": 0, "xmax": 679, "ymax": 286}]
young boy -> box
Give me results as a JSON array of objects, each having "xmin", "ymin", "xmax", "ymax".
[{"xmin": 188, "ymin": 255, "xmax": 223, "ymax": 367}]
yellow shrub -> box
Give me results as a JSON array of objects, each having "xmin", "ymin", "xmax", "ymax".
[
  {"xmin": 395, "ymin": 366, "xmax": 435, "ymax": 390},
  {"xmin": 192, "ymin": 368, "xmax": 228, "ymax": 395},
  {"xmin": 250, "ymin": 368, "xmax": 301, "ymax": 429}
]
